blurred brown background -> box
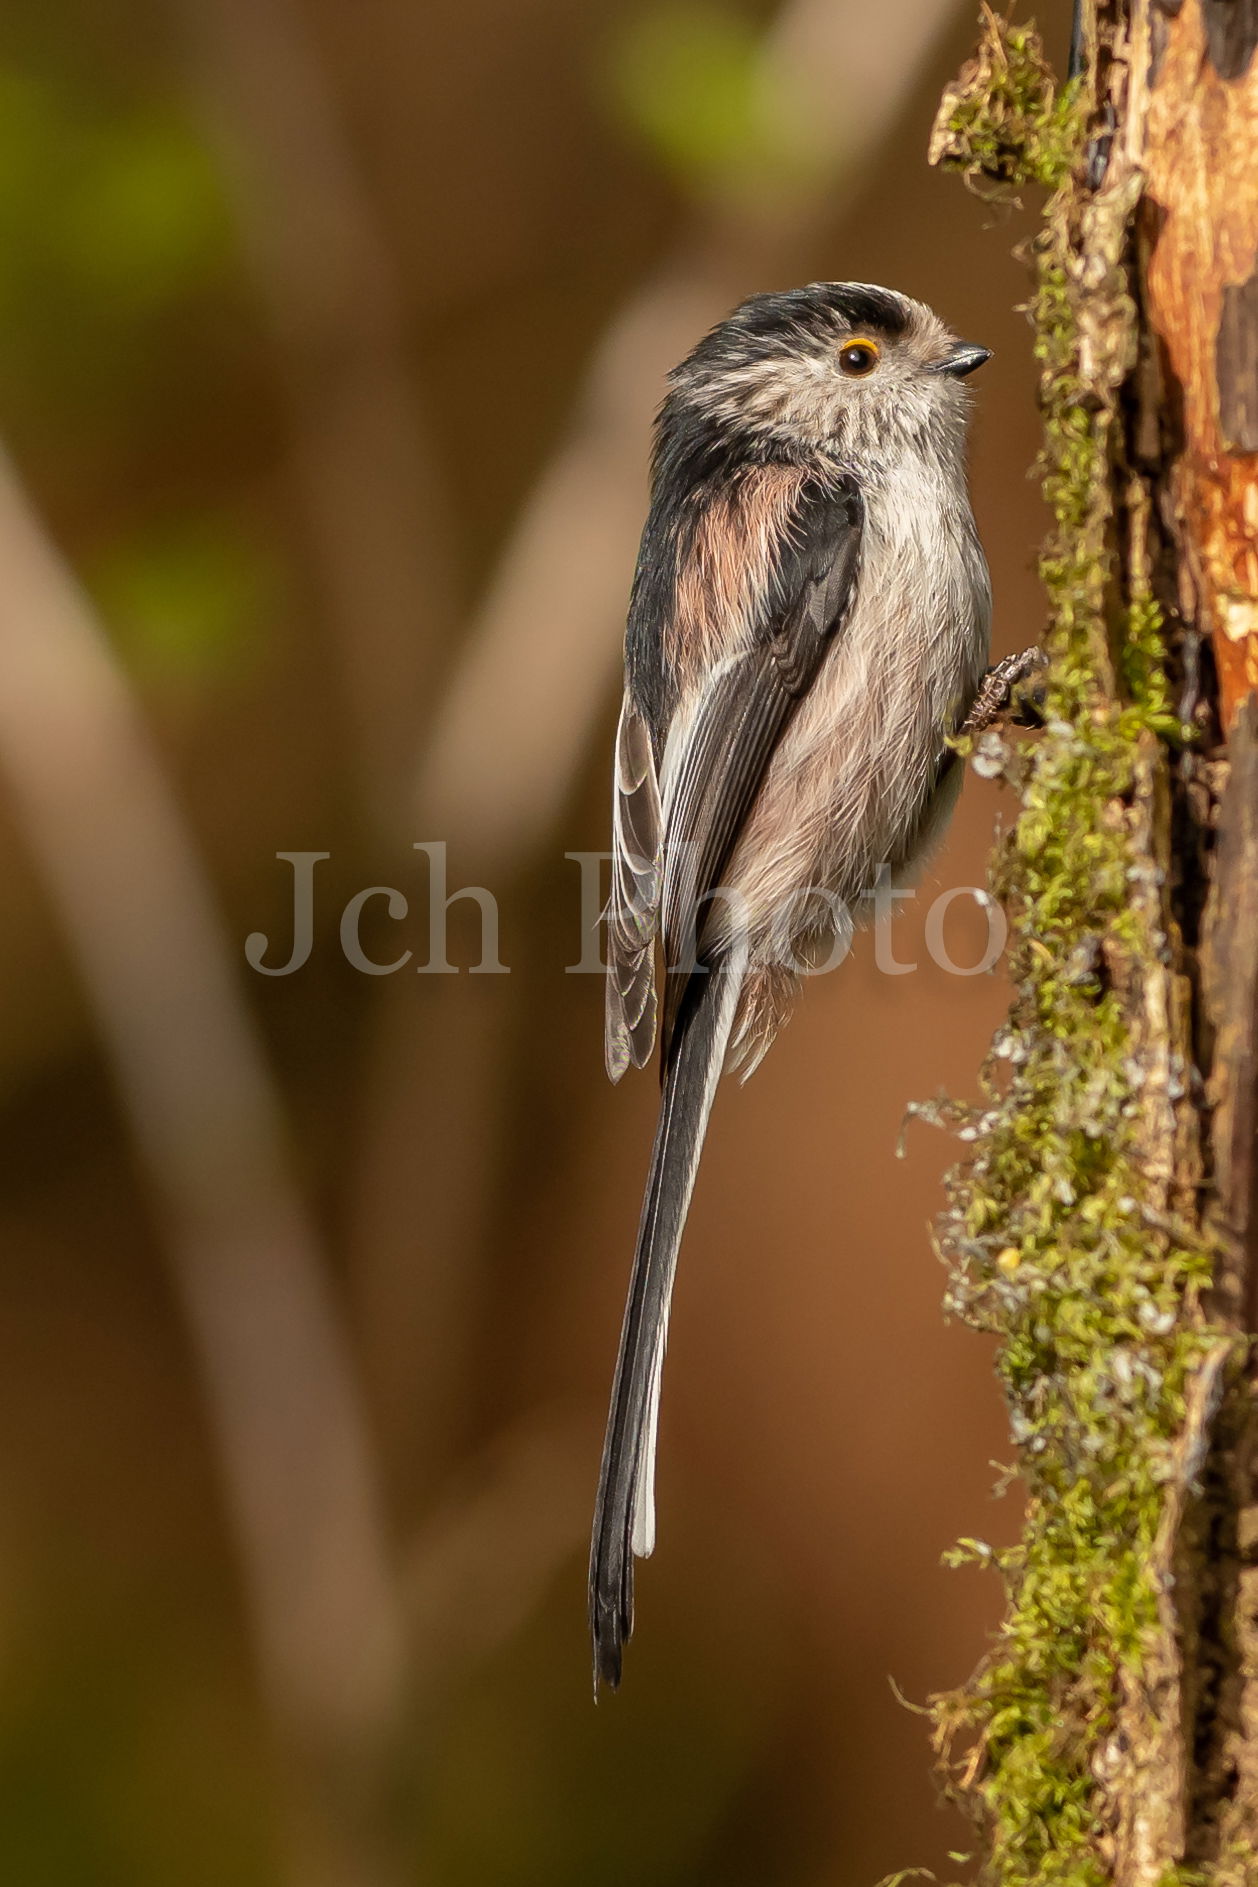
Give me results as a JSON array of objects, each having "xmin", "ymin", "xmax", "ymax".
[{"xmin": 0, "ymin": 0, "xmax": 1065, "ymax": 1881}]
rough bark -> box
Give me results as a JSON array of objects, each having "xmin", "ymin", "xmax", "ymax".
[{"xmin": 927, "ymin": 2, "xmax": 1258, "ymax": 1880}]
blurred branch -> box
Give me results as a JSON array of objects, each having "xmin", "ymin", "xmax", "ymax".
[
  {"xmin": 416, "ymin": 0, "xmax": 968, "ymax": 874},
  {"xmin": 172, "ymin": 0, "xmax": 480, "ymax": 1526},
  {"xmin": 174, "ymin": 0, "xmax": 459, "ymax": 834},
  {"xmin": 0, "ymin": 446, "xmax": 408, "ymax": 1887}
]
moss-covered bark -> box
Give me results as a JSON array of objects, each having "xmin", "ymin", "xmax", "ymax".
[{"xmin": 927, "ymin": 4, "xmax": 1258, "ymax": 1880}]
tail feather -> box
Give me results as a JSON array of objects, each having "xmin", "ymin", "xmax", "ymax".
[{"xmin": 589, "ymin": 946, "xmax": 746, "ymax": 1691}]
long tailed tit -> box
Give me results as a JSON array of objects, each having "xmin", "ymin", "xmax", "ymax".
[{"xmin": 589, "ymin": 283, "xmax": 1003, "ymax": 1690}]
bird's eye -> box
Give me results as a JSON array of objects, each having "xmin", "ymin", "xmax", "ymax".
[{"xmin": 838, "ymin": 339, "xmax": 880, "ymax": 377}]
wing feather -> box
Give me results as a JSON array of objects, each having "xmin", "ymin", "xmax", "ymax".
[
  {"xmin": 657, "ymin": 472, "xmax": 863, "ymax": 1057},
  {"xmin": 605, "ymin": 698, "xmax": 662, "ymax": 1081}
]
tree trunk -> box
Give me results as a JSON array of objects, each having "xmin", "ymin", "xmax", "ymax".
[{"xmin": 927, "ymin": 2, "xmax": 1258, "ymax": 1879}]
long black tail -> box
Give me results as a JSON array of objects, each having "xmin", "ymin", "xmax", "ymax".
[{"xmin": 589, "ymin": 950, "xmax": 746, "ymax": 1691}]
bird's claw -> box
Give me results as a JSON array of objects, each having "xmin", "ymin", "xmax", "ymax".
[{"xmin": 959, "ymin": 646, "xmax": 1048, "ymax": 739}]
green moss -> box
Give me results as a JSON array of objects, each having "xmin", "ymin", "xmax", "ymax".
[
  {"xmin": 928, "ymin": 12, "xmax": 1082, "ymax": 197},
  {"xmin": 927, "ymin": 14, "xmax": 1219, "ymax": 1886}
]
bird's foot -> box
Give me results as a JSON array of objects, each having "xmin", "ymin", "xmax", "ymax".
[{"xmin": 959, "ymin": 647, "xmax": 1048, "ymax": 739}]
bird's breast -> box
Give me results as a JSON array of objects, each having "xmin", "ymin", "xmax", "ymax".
[{"xmin": 725, "ymin": 469, "xmax": 991, "ymax": 936}]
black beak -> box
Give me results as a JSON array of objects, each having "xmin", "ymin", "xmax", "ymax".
[{"xmin": 934, "ymin": 342, "xmax": 992, "ymax": 379}]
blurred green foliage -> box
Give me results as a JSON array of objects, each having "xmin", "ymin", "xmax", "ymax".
[
  {"xmin": 0, "ymin": 1563, "xmax": 273, "ymax": 1887},
  {"xmin": 0, "ymin": 59, "xmax": 283, "ymax": 692},
  {"xmin": 0, "ymin": 66, "xmax": 232, "ymax": 410},
  {"xmin": 88, "ymin": 509, "xmax": 280, "ymax": 687},
  {"xmin": 602, "ymin": 1, "xmax": 813, "ymax": 201}
]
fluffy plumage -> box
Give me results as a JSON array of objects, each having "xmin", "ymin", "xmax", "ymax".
[{"xmin": 592, "ymin": 282, "xmax": 992, "ymax": 1690}]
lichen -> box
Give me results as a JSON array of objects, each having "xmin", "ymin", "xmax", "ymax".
[{"xmin": 925, "ymin": 11, "xmax": 1223, "ymax": 1884}]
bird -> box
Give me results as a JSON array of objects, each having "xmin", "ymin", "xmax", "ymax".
[{"xmin": 589, "ymin": 281, "xmax": 997, "ymax": 1691}]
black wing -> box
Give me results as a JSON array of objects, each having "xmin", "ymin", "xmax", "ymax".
[{"xmin": 657, "ymin": 470, "xmax": 863, "ymax": 1059}]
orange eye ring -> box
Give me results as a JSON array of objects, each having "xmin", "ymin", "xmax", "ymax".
[{"xmin": 838, "ymin": 338, "xmax": 880, "ymax": 377}]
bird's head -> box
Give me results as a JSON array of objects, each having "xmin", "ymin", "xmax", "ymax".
[{"xmin": 669, "ymin": 281, "xmax": 990, "ymax": 464}]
